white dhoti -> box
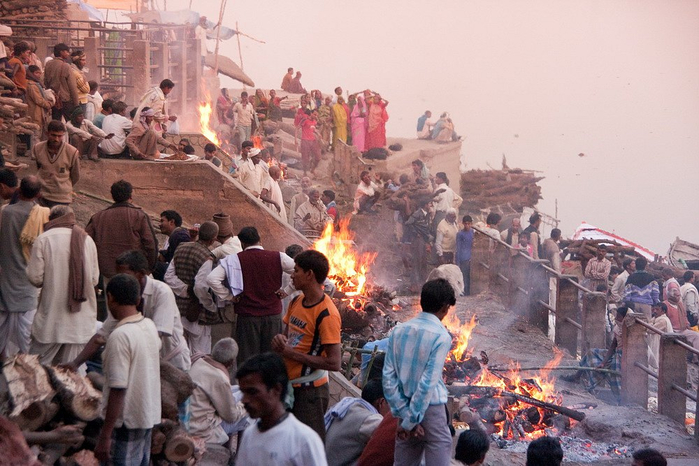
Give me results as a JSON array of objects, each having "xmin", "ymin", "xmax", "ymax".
[
  {"xmin": 182, "ymin": 318, "xmax": 212, "ymax": 355},
  {"xmin": 0, "ymin": 309, "xmax": 36, "ymax": 356}
]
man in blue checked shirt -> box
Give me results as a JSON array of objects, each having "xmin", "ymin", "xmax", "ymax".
[{"xmin": 383, "ymin": 278, "xmax": 455, "ymax": 466}]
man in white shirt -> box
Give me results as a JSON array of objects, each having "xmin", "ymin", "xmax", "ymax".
[
  {"xmin": 95, "ymin": 274, "xmax": 161, "ymax": 465},
  {"xmin": 134, "ymin": 79, "xmax": 177, "ymax": 136},
  {"xmin": 681, "ymin": 271, "xmax": 699, "ymax": 326},
  {"xmin": 260, "ymin": 165, "xmax": 287, "ymax": 222},
  {"xmin": 237, "ymin": 147, "xmax": 262, "ymax": 197},
  {"xmin": 432, "ymin": 172, "xmax": 462, "ymax": 231},
  {"xmin": 67, "ymin": 107, "xmax": 112, "ymax": 161},
  {"xmin": 67, "ymin": 250, "xmax": 191, "ymax": 373},
  {"xmin": 99, "ymin": 101, "xmax": 132, "ymax": 158},
  {"xmin": 194, "ymin": 16, "xmax": 211, "ymax": 58},
  {"xmin": 610, "ymin": 258, "xmax": 635, "ymax": 306},
  {"xmin": 233, "ymin": 91, "xmax": 255, "ymax": 144},
  {"xmin": 235, "ymin": 352, "xmax": 327, "ymax": 466},
  {"xmin": 27, "ymin": 205, "xmax": 100, "ymax": 369},
  {"xmin": 435, "ymin": 208, "xmax": 459, "ymax": 264}
]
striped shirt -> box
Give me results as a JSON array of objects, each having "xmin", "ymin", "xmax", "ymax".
[{"xmin": 383, "ymin": 312, "xmax": 451, "ymax": 430}]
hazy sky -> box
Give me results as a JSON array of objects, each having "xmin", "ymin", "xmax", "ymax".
[{"xmin": 160, "ymin": 0, "xmax": 698, "ymax": 253}]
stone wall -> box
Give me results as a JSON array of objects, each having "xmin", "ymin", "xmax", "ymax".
[{"xmin": 76, "ymin": 158, "xmax": 310, "ymax": 252}]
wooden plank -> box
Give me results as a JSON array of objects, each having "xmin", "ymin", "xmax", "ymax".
[
  {"xmin": 555, "ymin": 277, "xmax": 579, "ymax": 357},
  {"xmin": 657, "ymin": 334, "xmax": 688, "ymax": 424},
  {"xmin": 621, "ymin": 313, "xmax": 648, "ymax": 408},
  {"xmin": 582, "ymin": 292, "xmax": 607, "ymax": 354}
]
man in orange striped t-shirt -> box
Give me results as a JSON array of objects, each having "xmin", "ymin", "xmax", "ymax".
[{"xmin": 272, "ymin": 250, "xmax": 341, "ymax": 440}]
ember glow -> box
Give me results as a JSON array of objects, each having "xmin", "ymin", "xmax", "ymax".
[
  {"xmin": 198, "ymin": 87, "xmax": 220, "ymax": 145},
  {"xmin": 314, "ymin": 219, "xmax": 377, "ymax": 306},
  {"xmin": 445, "ymin": 314, "xmax": 567, "ymax": 440}
]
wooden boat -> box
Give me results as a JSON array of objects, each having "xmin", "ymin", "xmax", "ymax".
[{"xmin": 667, "ymin": 237, "xmax": 699, "ymax": 270}]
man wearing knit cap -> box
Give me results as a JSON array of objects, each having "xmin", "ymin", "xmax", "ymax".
[
  {"xmin": 165, "ymin": 221, "xmax": 218, "ymax": 353},
  {"xmin": 211, "ymin": 212, "xmax": 242, "ymax": 259},
  {"xmin": 237, "ymin": 147, "xmax": 263, "ymax": 196}
]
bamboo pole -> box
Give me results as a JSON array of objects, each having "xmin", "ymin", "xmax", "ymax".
[
  {"xmin": 490, "ymin": 365, "xmax": 620, "ymax": 376},
  {"xmin": 213, "ymin": 0, "xmax": 228, "ymax": 75},
  {"xmin": 235, "ymin": 20, "xmax": 245, "ymax": 91}
]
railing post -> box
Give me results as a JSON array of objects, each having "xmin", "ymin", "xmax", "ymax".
[
  {"xmin": 470, "ymin": 231, "xmax": 490, "ymax": 295},
  {"xmin": 83, "ymin": 36, "xmax": 100, "ymax": 83},
  {"xmin": 131, "ymin": 40, "xmax": 150, "ymax": 109},
  {"xmin": 510, "ymin": 254, "xmax": 529, "ymax": 317},
  {"xmin": 555, "ymin": 276, "xmax": 579, "ymax": 357},
  {"xmin": 527, "ymin": 260, "xmax": 549, "ymax": 335},
  {"xmin": 696, "ymin": 382, "xmax": 699, "ymax": 445},
  {"xmin": 657, "ymin": 334, "xmax": 688, "ymax": 424},
  {"xmin": 621, "ymin": 313, "xmax": 648, "ymax": 408},
  {"xmin": 582, "ymin": 292, "xmax": 607, "ymax": 355}
]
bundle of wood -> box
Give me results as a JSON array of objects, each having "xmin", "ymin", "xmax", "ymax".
[
  {"xmin": 560, "ymin": 238, "xmax": 636, "ymax": 262},
  {"xmin": 460, "ymin": 168, "xmax": 543, "ymax": 214},
  {"xmin": 0, "ymin": 96, "xmax": 39, "ymax": 136},
  {"xmin": 0, "ymin": 0, "xmax": 67, "ymax": 20}
]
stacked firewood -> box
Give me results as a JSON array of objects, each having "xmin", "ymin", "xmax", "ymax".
[
  {"xmin": 0, "ymin": 0, "xmax": 67, "ymax": 20},
  {"xmin": 1, "ymin": 354, "xmax": 199, "ymax": 465},
  {"xmin": 0, "ymin": 95, "xmax": 40, "ymax": 136},
  {"xmin": 460, "ymin": 168, "xmax": 543, "ymax": 214}
]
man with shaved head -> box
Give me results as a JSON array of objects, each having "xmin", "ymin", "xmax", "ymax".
[
  {"xmin": 260, "ymin": 165, "xmax": 287, "ymax": 222},
  {"xmin": 0, "ymin": 176, "xmax": 43, "ymax": 355}
]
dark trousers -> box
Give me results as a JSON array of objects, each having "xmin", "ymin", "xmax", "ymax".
[
  {"xmin": 38, "ymin": 198, "xmax": 70, "ymax": 209},
  {"xmin": 235, "ymin": 313, "xmax": 282, "ymax": 365},
  {"xmin": 459, "ymin": 259, "xmax": 471, "ymax": 295},
  {"xmin": 292, "ymin": 383, "xmax": 329, "ymax": 441}
]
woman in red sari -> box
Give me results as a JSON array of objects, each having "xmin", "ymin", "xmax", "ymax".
[{"xmin": 366, "ymin": 94, "xmax": 389, "ymax": 150}]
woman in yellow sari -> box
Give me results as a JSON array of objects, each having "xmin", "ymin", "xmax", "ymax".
[{"xmin": 332, "ymin": 96, "xmax": 349, "ymax": 149}]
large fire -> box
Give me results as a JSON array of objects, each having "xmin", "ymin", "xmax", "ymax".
[
  {"xmin": 198, "ymin": 87, "xmax": 220, "ymax": 145},
  {"xmin": 445, "ymin": 314, "xmax": 566, "ymax": 439},
  {"xmin": 313, "ymin": 219, "xmax": 377, "ymax": 306}
]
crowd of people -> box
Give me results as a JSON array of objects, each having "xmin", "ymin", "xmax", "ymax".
[
  {"xmin": 416, "ymin": 110, "xmax": 461, "ymax": 143},
  {"xmin": 0, "ymin": 36, "xmax": 681, "ymax": 466}
]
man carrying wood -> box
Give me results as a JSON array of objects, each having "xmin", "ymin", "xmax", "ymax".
[
  {"xmin": 95, "ymin": 273, "xmax": 161, "ymax": 465},
  {"xmin": 383, "ymin": 278, "xmax": 455, "ymax": 466}
]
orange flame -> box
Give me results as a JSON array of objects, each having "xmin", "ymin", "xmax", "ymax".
[
  {"xmin": 313, "ymin": 219, "xmax": 377, "ymax": 306},
  {"xmin": 198, "ymin": 87, "xmax": 220, "ymax": 145},
  {"xmin": 444, "ymin": 314, "xmax": 478, "ymax": 361}
]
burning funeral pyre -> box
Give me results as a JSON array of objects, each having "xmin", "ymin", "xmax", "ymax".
[
  {"xmin": 313, "ymin": 220, "xmax": 400, "ymax": 341},
  {"xmin": 442, "ymin": 314, "xmax": 585, "ymax": 441}
]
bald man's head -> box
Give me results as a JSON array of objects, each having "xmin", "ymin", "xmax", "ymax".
[{"xmin": 19, "ymin": 176, "xmax": 42, "ymax": 200}]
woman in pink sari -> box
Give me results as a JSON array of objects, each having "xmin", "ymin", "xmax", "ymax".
[
  {"xmin": 350, "ymin": 95, "xmax": 367, "ymax": 152},
  {"xmin": 366, "ymin": 94, "xmax": 389, "ymax": 150}
]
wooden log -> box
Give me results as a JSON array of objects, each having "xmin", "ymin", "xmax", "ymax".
[
  {"xmin": 160, "ymin": 360, "xmax": 195, "ymax": 405},
  {"xmin": 151, "ymin": 428, "xmax": 167, "ymax": 455},
  {"xmin": 2, "ymin": 354, "xmax": 55, "ymax": 417},
  {"xmin": 164, "ymin": 427, "xmax": 195, "ymax": 462},
  {"xmin": 67, "ymin": 449, "xmax": 99, "ymax": 466},
  {"xmin": 447, "ymin": 384, "xmax": 586, "ymax": 421},
  {"xmin": 45, "ymin": 366, "xmax": 102, "ymax": 421},
  {"xmin": 10, "ymin": 400, "xmax": 59, "ymax": 432}
]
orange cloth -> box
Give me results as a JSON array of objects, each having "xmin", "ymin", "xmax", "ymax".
[{"xmin": 283, "ymin": 294, "xmax": 341, "ymax": 387}]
